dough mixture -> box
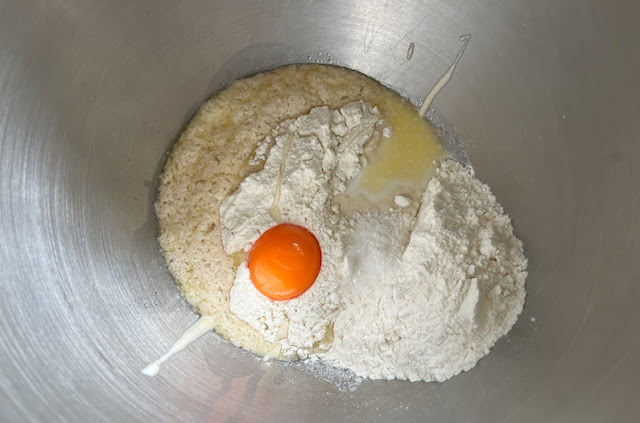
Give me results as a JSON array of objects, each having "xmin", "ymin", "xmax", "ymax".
[{"xmin": 155, "ymin": 64, "xmax": 527, "ymax": 382}]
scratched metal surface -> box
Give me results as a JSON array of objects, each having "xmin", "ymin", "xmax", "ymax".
[{"xmin": 1, "ymin": 0, "xmax": 639, "ymax": 422}]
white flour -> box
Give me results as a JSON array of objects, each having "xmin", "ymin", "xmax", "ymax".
[
  {"xmin": 220, "ymin": 102, "xmax": 527, "ymax": 381},
  {"xmin": 220, "ymin": 101, "xmax": 383, "ymax": 359},
  {"xmin": 324, "ymin": 160, "xmax": 527, "ymax": 382}
]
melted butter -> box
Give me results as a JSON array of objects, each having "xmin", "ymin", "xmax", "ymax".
[
  {"xmin": 347, "ymin": 35, "xmax": 471, "ymax": 206},
  {"xmin": 351, "ymin": 94, "xmax": 444, "ymax": 202},
  {"xmin": 231, "ymin": 250, "xmax": 248, "ymax": 267},
  {"xmin": 311, "ymin": 322, "xmax": 334, "ymax": 354}
]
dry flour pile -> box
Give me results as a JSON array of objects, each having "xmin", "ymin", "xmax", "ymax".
[
  {"xmin": 220, "ymin": 101, "xmax": 384, "ymax": 359},
  {"xmin": 324, "ymin": 161, "xmax": 527, "ymax": 382},
  {"xmin": 219, "ymin": 102, "xmax": 527, "ymax": 381}
]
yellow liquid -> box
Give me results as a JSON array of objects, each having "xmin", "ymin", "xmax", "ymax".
[
  {"xmin": 356, "ymin": 94, "xmax": 444, "ymax": 199},
  {"xmin": 231, "ymin": 250, "xmax": 248, "ymax": 267}
]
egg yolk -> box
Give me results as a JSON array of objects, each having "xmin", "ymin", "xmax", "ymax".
[{"xmin": 248, "ymin": 223, "xmax": 322, "ymax": 301}]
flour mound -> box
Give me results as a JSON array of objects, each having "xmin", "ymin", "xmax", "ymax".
[
  {"xmin": 323, "ymin": 160, "xmax": 527, "ymax": 382},
  {"xmin": 218, "ymin": 99, "xmax": 527, "ymax": 381},
  {"xmin": 220, "ymin": 101, "xmax": 383, "ymax": 359}
]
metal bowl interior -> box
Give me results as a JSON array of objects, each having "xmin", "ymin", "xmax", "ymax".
[{"xmin": 1, "ymin": 1, "xmax": 639, "ymax": 422}]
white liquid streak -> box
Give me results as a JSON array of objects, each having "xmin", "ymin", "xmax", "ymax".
[
  {"xmin": 142, "ymin": 316, "xmax": 216, "ymax": 377},
  {"xmin": 269, "ymin": 133, "xmax": 295, "ymax": 222},
  {"xmin": 418, "ymin": 35, "xmax": 471, "ymax": 116}
]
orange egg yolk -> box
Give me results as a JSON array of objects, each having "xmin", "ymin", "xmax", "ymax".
[{"xmin": 248, "ymin": 223, "xmax": 322, "ymax": 301}]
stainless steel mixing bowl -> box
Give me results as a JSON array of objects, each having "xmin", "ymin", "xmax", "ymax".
[{"xmin": 1, "ymin": 1, "xmax": 639, "ymax": 421}]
